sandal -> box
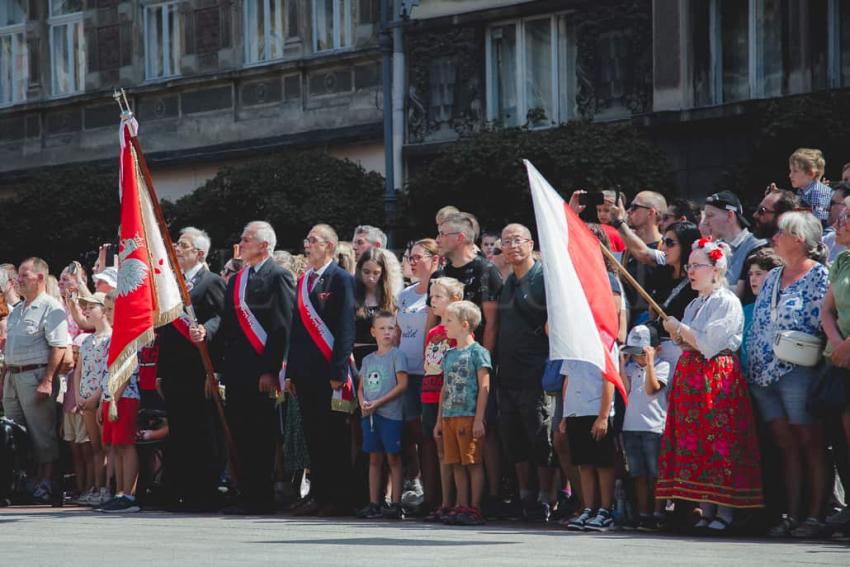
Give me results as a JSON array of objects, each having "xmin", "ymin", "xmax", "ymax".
[{"xmin": 705, "ymin": 516, "xmax": 733, "ymax": 536}]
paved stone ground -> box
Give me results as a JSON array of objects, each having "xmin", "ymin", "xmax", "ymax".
[{"xmin": 1, "ymin": 506, "xmax": 847, "ymax": 566}]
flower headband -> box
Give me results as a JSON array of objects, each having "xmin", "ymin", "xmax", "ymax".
[{"xmin": 692, "ymin": 237, "xmax": 730, "ymax": 269}]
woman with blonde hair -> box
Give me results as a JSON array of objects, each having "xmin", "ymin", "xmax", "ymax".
[{"xmin": 336, "ymin": 241, "xmax": 357, "ymax": 275}]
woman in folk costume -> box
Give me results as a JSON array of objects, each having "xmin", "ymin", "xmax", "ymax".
[{"xmin": 660, "ymin": 237, "xmax": 763, "ymax": 533}]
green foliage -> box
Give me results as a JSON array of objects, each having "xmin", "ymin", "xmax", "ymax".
[
  {"xmin": 0, "ymin": 167, "xmax": 119, "ymax": 270},
  {"xmin": 400, "ymin": 122, "xmax": 674, "ymax": 238},
  {"xmin": 164, "ymin": 150, "xmax": 385, "ymax": 263},
  {"xmin": 723, "ymin": 90, "xmax": 850, "ymax": 203}
]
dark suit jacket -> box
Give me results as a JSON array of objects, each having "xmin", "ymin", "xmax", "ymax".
[
  {"xmin": 157, "ymin": 266, "xmax": 226, "ymax": 380},
  {"xmin": 217, "ymin": 258, "xmax": 295, "ymax": 387},
  {"xmin": 287, "ymin": 261, "xmax": 355, "ymax": 387}
]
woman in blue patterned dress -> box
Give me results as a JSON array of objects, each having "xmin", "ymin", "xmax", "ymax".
[{"xmin": 746, "ymin": 211, "xmax": 829, "ymax": 538}]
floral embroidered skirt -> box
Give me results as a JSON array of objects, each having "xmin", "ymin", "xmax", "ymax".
[{"xmin": 656, "ymin": 351, "xmax": 764, "ymax": 508}]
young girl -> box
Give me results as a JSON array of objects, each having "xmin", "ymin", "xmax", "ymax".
[
  {"xmin": 353, "ymin": 248, "xmax": 401, "ymax": 368},
  {"xmin": 75, "ymin": 292, "xmax": 111, "ymax": 507}
]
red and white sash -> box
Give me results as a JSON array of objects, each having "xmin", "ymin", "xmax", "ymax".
[
  {"xmin": 297, "ymin": 270, "xmax": 356, "ymax": 412},
  {"xmin": 233, "ymin": 267, "xmax": 268, "ymax": 355}
]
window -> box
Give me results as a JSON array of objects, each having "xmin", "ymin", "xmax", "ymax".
[
  {"xmin": 245, "ymin": 0, "xmax": 294, "ymax": 64},
  {"xmin": 828, "ymin": 0, "xmax": 850, "ymax": 87},
  {"xmin": 486, "ymin": 15, "xmax": 574, "ymax": 128},
  {"xmin": 144, "ymin": 2, "xmax": 181, "ymax": 80},
  {"xmin": 313, "ymin": 0, "xmax": 352, "ymax": 52},
  {"xmin": 691, "ymin": 0, "xmax": 750, "ymax": 106},
  {"xmin": 0, "ymin": 0, "xmax": 27, "ymax": 106},
  {"xmin": 49, "ymin": 0, "xmax": 85, "ymax": 96}
]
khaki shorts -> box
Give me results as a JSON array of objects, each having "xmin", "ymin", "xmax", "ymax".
[
  {"xmin": 442, "ymin": 416, "xmax": 482, "ymax": 466},
  {"xmin": 63, "ymin": 412, "xmax": 89, "ymax": 444},
  {"xmin": 3, "ymin": 368, "xmax": 59, "ymax": 464}
]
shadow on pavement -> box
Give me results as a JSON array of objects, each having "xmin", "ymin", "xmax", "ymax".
[{"xmin": 255, "ymin": 537, "xmax": 517, "ymax": 546}]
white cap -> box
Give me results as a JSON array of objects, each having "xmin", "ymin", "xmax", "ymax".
[
  {"xmin": 622, "ymin": 325, "xmax": 658, "ymax": 355},
  {"xmin": 92, "ymin": 266, "xmax": 118, "ymax": 289}
]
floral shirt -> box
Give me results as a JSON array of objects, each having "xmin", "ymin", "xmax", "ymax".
[
  {"xmin": 79, "ymin": 332, "xmax": 111, "ymax": 401},
  {"xmin": 746, "ymin": 264, "xmax": 829, "ymax": 386}
]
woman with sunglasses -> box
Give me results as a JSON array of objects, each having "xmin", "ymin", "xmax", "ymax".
[
  {"xmin": 646, "ymin": 222, "xmax": 700, "ymax": 369},
  {"xmin": 660, "ymin": 238, "xmax": 763, "ymax": 533}
]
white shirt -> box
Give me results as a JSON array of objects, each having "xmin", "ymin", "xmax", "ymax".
[
  {"xmin": 623, "ymin": 359, "xmax": 670, "ymax": 434},
  {"xmin": 396, "ymin": 284, "xmax": 429, "ymax": 375},
  {"xmin": 560, "ymin": 345, "xmax": 619, "ymax": 418},
  {"xmin": 682, "ymin": 287, "xmax": 744, "ymax": 358},
  {"xmin": 183, "ymin": 262, "xmax": 203, "ymax": 283}
]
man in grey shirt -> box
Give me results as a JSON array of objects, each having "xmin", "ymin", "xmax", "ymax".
[{"xmin": 3, "ymin": 257, "xmax": 69, "ymax": 503}]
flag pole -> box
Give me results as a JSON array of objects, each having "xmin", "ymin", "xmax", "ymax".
[
  {"xmin": 599, "ymin": 245, "xmax": 669, "ymax": 320},
  {"xmin": 113, "ymin": 89, "xmax": 242, "ymax": 489}
]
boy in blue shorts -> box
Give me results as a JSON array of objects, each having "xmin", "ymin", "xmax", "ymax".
[{"xmin": 356, "ymin": 311, "xmax": 409, "ymax": 520}]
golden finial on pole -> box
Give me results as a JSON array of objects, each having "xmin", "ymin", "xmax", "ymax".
[{"xmin": 112, "ymin": 88, "xmax": 133, "ymax": 118}]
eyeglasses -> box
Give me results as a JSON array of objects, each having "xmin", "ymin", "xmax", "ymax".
[
  {"xmin": 628, "ymin": 203, "xmax": 652, "ymax": 212},
  {"xmin": 755, "ymin": 206, "xmax": 776, "ymax": 216},
  {"xmin": 502, "ymin": 238, "xmax": 531, "ymax": 248},
  {"xmin": 662, "ymin": 238, "xmax": 679, "ymax": 248},
  {"xmin": 685, "ymin": 263, "xmax": 712, "ymax": 271},
  {"xmin": 174, "ymin": 241, "xmax": 196, "ymax": 250},
  {"xmin": 408, "ymin": 254, "xmax": 432, "ymax": 264},
  {"xmin": 837, "ymin": 214, "xmax": 850, "ymax": 225},
  {"xmin": 303, "ymin": 237, "xmax": 326, "ymax": 246}
]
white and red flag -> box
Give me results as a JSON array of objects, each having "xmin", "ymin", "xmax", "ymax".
[
  {"xmin": 107, "ymin": 115, "xmax": 182, "ymax": 411},
  {"xmin": 524, "ymin": 160, "xmax": 627, "ymax": 400}
]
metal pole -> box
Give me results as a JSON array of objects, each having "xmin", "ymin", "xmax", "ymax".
[{"xmin": 380, "ymin": 0, "xmax": 396, "ymax": 248}]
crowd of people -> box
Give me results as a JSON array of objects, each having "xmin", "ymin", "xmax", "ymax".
[{"xmin": 1, "ymin": 148, "xmax": 850, "ymax": 539}]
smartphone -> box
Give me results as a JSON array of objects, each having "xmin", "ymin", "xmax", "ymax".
[
  {"xmin": 233, "ymin": 244, "xmax": 241, "ymax": 260},
  {"xmin": 67, "ymin": 262, "xmax": 78, "ymax": 275},
  {"xmin": 579, "ymin": 192, "xmax": 605, "ymax": 207}
]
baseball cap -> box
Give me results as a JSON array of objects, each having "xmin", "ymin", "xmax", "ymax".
[
  {"xmin": 622, "ymin": 325, "xmax": 659, "ymax": 355},
  {"xmin": 705, "ymin": 190, "xmax": 750, "ymax": 228},
  {"xmin": 79, "ymin": 291, "xmax": 107, "ymax": 306},
  {"xmin": 92, "ymin": 267, "xmax": 118, "ymax": 289}
]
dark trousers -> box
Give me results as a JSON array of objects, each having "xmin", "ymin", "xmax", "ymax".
[
  {"xmin": 297, "ymin": 380, "xmax": 352, "ymax": 508},
  {"xmin": 161, "ymin": 370, "xmax": 221, "ymax": 505},
  {"xmin": 225, "ymin": 384, "xmax": 277, "ymax": 509}
]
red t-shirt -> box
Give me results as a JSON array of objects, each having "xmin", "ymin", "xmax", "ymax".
[
  {"xmin": 421, "ymin": 324, "xmax": 455, "ymax": 404},
  {"xmin": 602, "ymin": 224, "xmax": 626, "ymax": 252},
  {"xmin": 137, "ymin": 338, "xmax": 160, "ymax": 391}
]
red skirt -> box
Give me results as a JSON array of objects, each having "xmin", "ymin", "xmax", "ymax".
[{"xmin": 656, "ymin": 351, "xmax": 764, "ymax": 508}]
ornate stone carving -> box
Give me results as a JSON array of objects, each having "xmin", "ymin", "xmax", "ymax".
[{"xmin": 407, "ymin": 26, "xmax": 483, "ymax": 143}]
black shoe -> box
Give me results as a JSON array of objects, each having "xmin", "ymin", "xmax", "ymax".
[
  {"xmin": 382, "ymin": 503, "xmax": 405, "ymax": 520},
  {"xmin": 100, "ymin": 496, "xmax": 141, "ymax": 514},
  {"xmin": 292, "ymin": 498, "xmax": 322, "ymax": 516},
  {"xmin": 221, "ymin": 502, "xmax": 275, "ymax": 516},
  {"xmin": 524, "ymin": 500, "xmax": 551, "ymax": 523}
]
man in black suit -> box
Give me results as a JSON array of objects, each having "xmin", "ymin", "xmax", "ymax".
[
  {"xmin": 207, "ymin": 221, "xmax": 295, "ymax": 514},
  {"xmin": 157, "ymin": 227, "xmax": 226, "ymax": 511},
  {"xmin": 287, "ymin": 224, "xmax": 356, "ymax": 516}
]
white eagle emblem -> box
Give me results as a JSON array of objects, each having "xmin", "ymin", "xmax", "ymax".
[{"xmin": 117, "ymin": 234, "xmax": 149, "ymax": 297}]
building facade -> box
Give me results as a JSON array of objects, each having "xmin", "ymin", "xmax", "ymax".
[{"xmin": 0, "ymin": 0, "xmax": 385, "ymax": 200}]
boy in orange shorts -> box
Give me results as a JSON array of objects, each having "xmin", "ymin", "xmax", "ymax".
[{"xmin": 434, "ymin": 301, "xmax": 491, "ymax": 525}]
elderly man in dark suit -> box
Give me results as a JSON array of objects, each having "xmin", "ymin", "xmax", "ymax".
[
  {"xmin": 157, "ymin": 227, "xmax": 226, "ymax": 511},
  {"xmin": 287, "ymin": 224, "xmax": 356, "ymax": 516},
  {"xmin": 208, "ymin": 221, "xmax": 295, "ymax": 514}
]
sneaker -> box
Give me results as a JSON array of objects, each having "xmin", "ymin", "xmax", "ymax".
[
  {"xmin": 31, "ymin": 481, "xmax": 52, "ymax": 504},
  {"xmin": 826, "ymin": 506, "xmax": 850, "ymax": 527},
  {"xmin": 401, "ymin": 479, "xmax": 424, "ymax": 508},
  {"xmin": 790, "ymin": 517, "xmax": 825, "ymax": 539},
  {"xmin": 424, "ymin": 506, "xmax": 450, "ymax": 523},
  {"xmin": 382, "ymin": 503, "xmax": 405, "ymax": 520},
  {"xmin": 93, "ymin": 488, "xmax": 113, "ymax": 508},
  {"xmin": 524, "ymin": 500, "xmax": 551, "ymax": 523},
  {"xmin": 767, "ymin": 514, "xmax": 799, "ymax": 538},
  {"xmin": 585, "ymin": 508, "xmax": 614, "ymax": 532},
  {"xmin": 356, "ymin": 502, "xmax": 384, "ymax": 519},
  {"xmin": 100, "ymin": 496, "xmax": 141, "ymax": 513},
  {"xmin": 453, "ymin": 506, "xmax": 485, "ymax": 526},
  {"xmin": 441, "ymin": 506, "xmax": 464, "ymax": 525},
  {"xmin": 567, "ymin": 508, "xmax": 594, "ymax": 531}
]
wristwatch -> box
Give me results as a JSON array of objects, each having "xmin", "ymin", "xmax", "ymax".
[{"xmin": 612, "ymin": 219, "xmax": 625, "ymax": 230}]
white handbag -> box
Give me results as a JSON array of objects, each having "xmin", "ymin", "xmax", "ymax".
[{"xmin": 770, "ymin": 269, "xmax": 823, "ymax": 367}]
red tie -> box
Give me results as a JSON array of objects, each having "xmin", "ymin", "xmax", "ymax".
[{"xmin": 308, "ymin": 271, "xmax": 318, "ymax": 291}]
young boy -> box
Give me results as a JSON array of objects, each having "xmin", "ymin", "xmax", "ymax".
[
  {"xmin": 356, "ymin": 311, "xmax": 409, "ymax": 520},
  {"xmin": 422, "ymin": 277, "xmax": 465, "ymax": 522},
  {"xmin": 63, "ymin": 333, "xmax": 94, "ymax": 505},
  {"xmin": 434, "ymin": 300, "xmax": 491, "ymax": 526},
  {"xmin": 620, "ymin": 325, "xmax": 670, "ymax": 531},
  {"xmin": 561, "ymin": 354, "xmax": 617, "ymax": 532},
  {"xmin": 788, "ymin": 147, "xmax": 831, "ymax": 224}
]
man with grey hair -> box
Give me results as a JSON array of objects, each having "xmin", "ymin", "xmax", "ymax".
[
  {"xmin": 213, "ymin": 220, "xmax": 295, "ymax": 514},
  {"xmin": 3, "ymin": 257, "xmax": 69, "ymax": 503},
  {"xmin": 352, "ymin": 225, "xmax": 387, "ymax": 261},
  {"xmin": 158, "ymin": 226, "xmax": 226, "ymax": 511}
]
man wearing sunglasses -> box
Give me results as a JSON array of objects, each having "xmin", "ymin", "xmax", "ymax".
[{"xmin": 824, "ymin": 182, "xmax": 850, "ymax": 262}]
